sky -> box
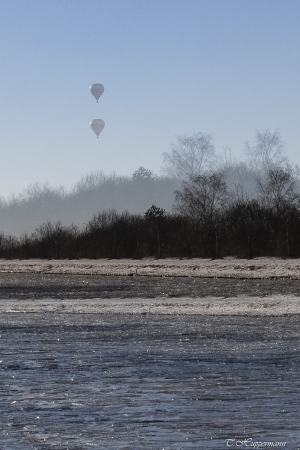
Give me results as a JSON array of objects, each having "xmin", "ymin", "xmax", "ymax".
[{"xmin": 0, "ymin": 0, "xmax": 300, "ymax": 198}]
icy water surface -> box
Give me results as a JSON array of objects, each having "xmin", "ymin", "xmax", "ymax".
[
  {"xmin": 1, "ymin": 273, "xmax": 300, "ymax": 299},
  {"xmin": 0, "ymin": 313, "xmax": 300, "ymax": 449}
]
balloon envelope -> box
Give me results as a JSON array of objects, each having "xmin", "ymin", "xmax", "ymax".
[
  {"xmin": 90, "ymin": 119, "xmax": 105, "ymax": 137},
  {"xmin": 90, "ymin": 83, "xmax": 104, "ymax": 102}
]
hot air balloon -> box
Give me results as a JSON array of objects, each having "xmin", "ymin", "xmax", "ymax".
[
  {"xmin": 90, "ymin": 83, "xmax": 104, "ymax": 102},
  {"xmin": 90, "ymin": 119, "xmax": 105, "ymax": 138}
]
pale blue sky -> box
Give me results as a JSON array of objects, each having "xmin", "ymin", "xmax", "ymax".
[{"xmin": 1, "ymin": 0, "xmax": 300, "ymax": 197}]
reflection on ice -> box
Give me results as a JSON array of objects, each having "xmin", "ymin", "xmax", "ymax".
[{"xmin": 0, "ymin": 313, "xmax": 299, "ymax": 449}]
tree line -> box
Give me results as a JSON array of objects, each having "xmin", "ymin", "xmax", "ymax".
[
  {"xmin": 2, "ymin": 128, "xmax": 300, "ymax": 259},
  {"xmin": 0, "ymin": 168, "xmax": 179, "ymax": 236},
  {"xmin": 0, "ymin": 128, "xmax": 292, "ymax": 237},
  {"xmin": 2, "ymin": 166, "xmax": 300, "ymax": 260}
]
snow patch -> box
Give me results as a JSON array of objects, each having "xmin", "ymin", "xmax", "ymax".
[
  {"xmin": 0, "ymin": 257, "xmax": 300, "ymax": 279},
  {"xmin": 1, "ymin": 296, "xmax": 300, "ymax": 316}
]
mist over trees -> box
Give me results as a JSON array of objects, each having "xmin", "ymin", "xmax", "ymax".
[
  {"xmin": 2, "ymin": 128, "xmax": 300, "ymax": 260},
  {"xmin": 0, "ymin": 169, "xmax": 179, "ymax": 236},
  {"xmin": 245, "ymin": 129, "xmax": 287, "ymax": 176},
  {"xmin": 162, "ymin": 132, "xmax": 216, "ymax": 180}
]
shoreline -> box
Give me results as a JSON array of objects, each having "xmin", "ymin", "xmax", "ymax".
[
  {"xmin": 1, "ymin": 258, "xmax": 300, "ymax": 316},
  {"xmin": 1, "ymin": 256, "xmax": 300, "ymax": 279}
]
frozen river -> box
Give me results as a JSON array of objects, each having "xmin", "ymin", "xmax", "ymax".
[
  {"xmin": 1, "ymin": 272, "xmax": 300, "ymax": 299},
  {"xmin": 0, "ymin": 273, "xmax": 300, "ymax": 449},
  {"xmin": 1, "ymin": 312, "xmax": 299, "ymax": 449}
]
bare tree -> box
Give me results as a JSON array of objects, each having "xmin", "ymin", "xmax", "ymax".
[
  {"xmin": 21, "ymin": 182, "xmax": 66, "ymax": 202},
  {"xmin": 257, "ymin": 167, "xmax": 300, "ymax": 257},
  {"xmin": 227, "ymin": 195, "xmax": 265, "ymax": 259},
  {"xmin": 162, "ymin": 133, "xmax": 216, "ymax": 180},
  {"xmin": 174, "ymin": 173, "xmax": 227, "ymax": 219},
  {"xmin": 73, "ymin": 171, "xmax": 107, "ymax": 193},
  {"xmin": 3, "ymin": 234, "xmax": 19, "ymax": 259},
  {"xmin": 65, "ymin": 224, "xmax": 80, "ymax": 259},
  {"xmin": 217, "ymin": 148, "xmax": 258, "ymax": 199},
  {"xmin": 257, "ymin": 167, "xmax": 299, "ymax": 211},
  {"xmin": 245, "ymin": 129, "xmax": 287, "ymax": 175},
  {"xmin": 33, "ymin": 221, "xmax": 65, "ymax": 259},
  {"xmin": 174, "ymin": 172, "xmax": 227, "ymax": 257},
  {"xmin": 145, "ymin": 205, "xmax": 167, "ymax": 258},
  {"xmin": 19, "ymin": 232, "xmax": 31, "ymax": 259}
]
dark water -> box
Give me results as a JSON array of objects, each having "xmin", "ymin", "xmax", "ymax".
[{"xmin": 0, "ymin": 313, "xmax": 300, "ymax": 449}]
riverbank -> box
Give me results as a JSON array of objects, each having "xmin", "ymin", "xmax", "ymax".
[
  {"xmin": 1, "ymin": 258, "xmax": 300, "ymax": 315},
  {"xmin": 1, "ymin": 295, "xmax": 300, "ymax": 315},
  {"xmin": 1, "ymin": 256, "xmax": 300, "ymax": 278}
]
